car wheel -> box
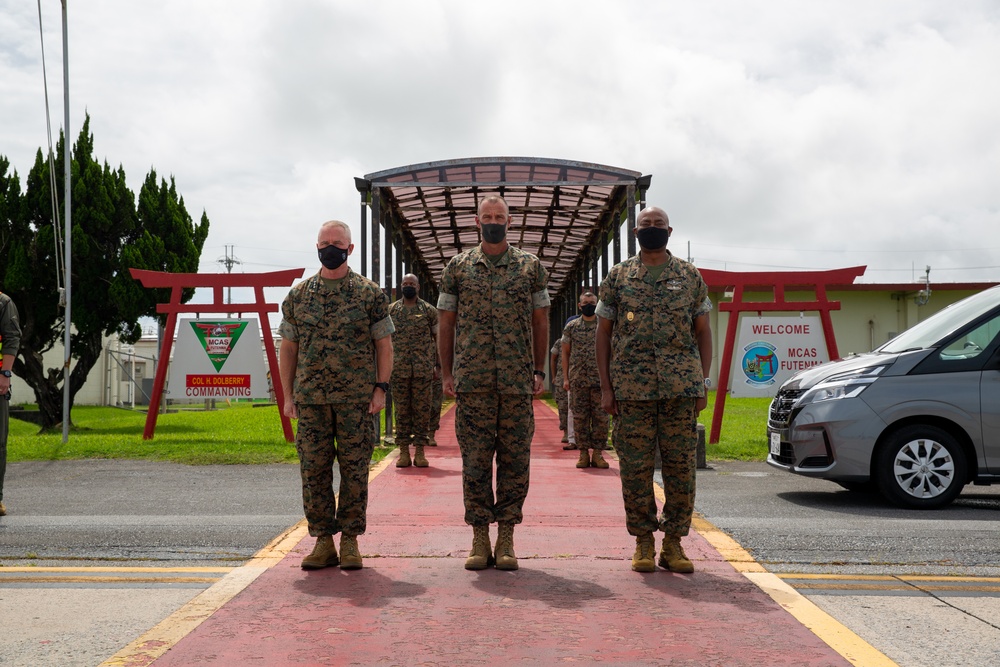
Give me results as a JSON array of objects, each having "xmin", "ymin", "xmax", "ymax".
[{"xmin": 876, "ymin": 425, "xmax": 966, "ymax": 509}]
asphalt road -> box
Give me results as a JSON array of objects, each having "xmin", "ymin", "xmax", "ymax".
[
  {"xmin": 694, "ymin": 459, "xmax": 1000, "ymax": 578},
  {"xmin": 0, "ymin": 460, "xmax": 305, "ymax": 567}
]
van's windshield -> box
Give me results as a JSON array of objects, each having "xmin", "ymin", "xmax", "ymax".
[{"xmin": 880, "ymin": 286, "xmax": 1000, "ymax": 354}]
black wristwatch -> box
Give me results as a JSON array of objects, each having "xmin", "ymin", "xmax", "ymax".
[
  {"xmin": 533, "ymin": 370, "xmax": 545, "ymax": 380},
  {"xmin": 0, "ymin": 370, "xmax": 11, "ymax": 378},
  {"xmin": 374, "ymin": 382, "xmax": 390, "ymax": 393}
]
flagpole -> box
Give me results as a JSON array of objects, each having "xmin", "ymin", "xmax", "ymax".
[{"xmin": 61, "ymin": 0, "xmax": 72, "ymax": 443}]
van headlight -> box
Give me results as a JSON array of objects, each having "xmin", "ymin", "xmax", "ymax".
[{"xmin": 797, "ymin": 366, "xmax": 886, "ymax": 406}]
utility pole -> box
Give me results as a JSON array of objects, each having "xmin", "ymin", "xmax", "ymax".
[
  {"xmin": 61, "ymin": 0, "xmax": 72, "ymax": 444},
  {"xmin": 217, "ymin": 245, "xmax": 242, "ymax": 307}
]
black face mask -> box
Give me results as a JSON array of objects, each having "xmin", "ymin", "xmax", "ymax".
[
  {"xmin": 318, "ymin": 245, "xmax": 349, "ymax": 270},
  {"xmin": 636, "ymin": 226, "xmax": 670, "ymax": 250},
  {"xmin": 481, "ymin": 223, "xmax": 507, "ymax": 244},
  {"xmin": 580, "ymin": 304, "xmax": 597, "ymax": 317},
  {"xmin": 401, "ymin": 286, "xmax": 418, "ymax": 299}
]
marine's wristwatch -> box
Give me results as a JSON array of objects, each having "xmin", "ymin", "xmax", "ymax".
[
  {"xmin": 703, "ymin": 377, "xmax": 712, "ymax": 388},
  {"xmin": 374, "ymin": 382, "xmax": 390, "ymax": 393},
  {"xmin": 0, "ymin": 370, "xmax": 11, "ymax": 378},
  {"xmin": 533, "ymin": 370, "xmax": 546, "ymax": 380}
]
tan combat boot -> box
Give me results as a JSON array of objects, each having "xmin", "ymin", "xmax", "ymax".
[
  {"xmin": 576, "ymin": 448, "xmax": 591, "ymax": 468},
  {"xmin": 632, "ymin": 533, "xmax": 656, "ymax": 572},
  {"xmin": 591, "ymin": 450, "xmax": 609, "ymax": 469},
  {"xmin": 0, "ymin": 501, "xmax": 7, "ymax": 516},
  {"xmin": 301, "ymin": 535, "xmax": 339, "ymax": 570},
  {"xmin": 465, "ymin": 524, "xmax": 493, "ymax": 570},
  {"xmin": 414, "ymin": 445, "xmax": 429, "ymax": 468},
  {"xmin": 427, "ymin": 435, "xmax": 437, "ymax": 446},
  {"xmin": 396, "ymin": 444, "xmax": 412, "ymax": 468},
  {"xmin": 494, "ymin": 522, "xmax": 518, "ymax": 571},
  {"xmin": 659, "ymin": 535, "xmax": 694, "ymax": 573},
  {"xmin": 340, "ymin": 534, "xmax": 363, "ymax": 570}
]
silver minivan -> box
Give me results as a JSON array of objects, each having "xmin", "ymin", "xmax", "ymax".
[{"xmin": 767, "ymin": 284, "xmax": 1000, "ymax": 508}]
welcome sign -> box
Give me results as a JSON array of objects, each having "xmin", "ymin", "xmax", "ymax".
[
  {"xmin": 169, "ymin": 318, "xmax": 270, "ymax": 399},
  {"xmin": 729, "ymin": 315, "xmax": 829, "ymax": 397}
]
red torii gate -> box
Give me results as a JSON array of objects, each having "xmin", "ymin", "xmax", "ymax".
[
  {"xmin": 700, "ymin": 266, "xmax": 866, "ymax": 445},
  {"xmin": 130, "ymin": 268, "xmax": 304, "ymax": 442}
]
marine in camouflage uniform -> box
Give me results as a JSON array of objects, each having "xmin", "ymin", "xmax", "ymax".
[
  {"xmin": 550, "ymin": 338, "xmax": 569, "ymax": 439},
  {"xmin": 596, "ymin": 206, "xmax": 712, "ymax": 573},
  {"xmin": 0, "ymin": 292, "xmax": 22, "ymax": 517},
  {"xmin": 562, "ymin": 292, "xmax": 609, "ymax": 469},
  {"xmin": 438, "ymin": 195, "xmax": 550, "ymax": 571},
  {"xmin": 279, "ymin": 220, "xmax": 394, "ymax": 570},
  {"xmin": 388, "ymin": 274, "xmax": 438, "ymax": 466}
]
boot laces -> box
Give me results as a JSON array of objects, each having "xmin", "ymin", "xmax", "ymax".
[
  {"xmin": 497, "ymin": 525, "xmax": 515, "ymax": 557},
  {"xmin": 638, "ymin": 536, "xmax": 655, "ymax": 560},
  {"xmin": 341, "ymin": 536, "xmax": 360, "ymax": 558},
  {"xmin": 472, "ymin": 527, "xmax": 490, "ymax": 555}
]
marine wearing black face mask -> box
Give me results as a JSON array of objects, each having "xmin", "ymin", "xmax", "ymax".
[
  {"xmin": 318, "ymin": 244, "xmax": 349, "ymax": 270},
  {"xmin": 480, "ymin": 223, "xmax": 507, "ymax": 244},
  {"xmin": 636, "ymin": 226, "xmax": 669, "ymax": 250}
]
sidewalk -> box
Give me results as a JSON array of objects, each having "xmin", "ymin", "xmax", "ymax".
[{"xmin": 107, "ymin": 400, "xmax": 886, "ymax": 666}]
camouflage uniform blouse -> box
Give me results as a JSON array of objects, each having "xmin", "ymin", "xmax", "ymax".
[
  {"xmin": 562, "ymin": 317, "xmax": 600, "ymax": 389},
  {"xmin": 438, "ymin": 245, "xmax": 550, "ymax": 395},
  {"xmin": 0, "ymin": 293, "xmax": 22, "ymax": 365},
  {"xmin": 279, "ymin": 269, "xmax": 394, "ymax": 405},
  {"xmin": 550, "ymin": 338, "xmax": 564, "ymax": 387},
  {"xmin": 388, "ymin": 298, "xmax": 438, "ymax": 379},
  {"xmin": 596, "ymin": 253, "xmax": 711, "ymax": 401}
]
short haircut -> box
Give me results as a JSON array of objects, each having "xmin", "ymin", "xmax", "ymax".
[
  {"xmin": 477, "ymin": 195, "xmax": 509, "ymax": 217},
  {"xmin": 319, "ymin": 220, "xmax": 352, "ymax": 242}
]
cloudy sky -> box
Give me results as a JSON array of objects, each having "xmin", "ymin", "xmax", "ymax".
[{"xmin": 3, "ymin": 0, "xmax": 999, "ymax": 302}]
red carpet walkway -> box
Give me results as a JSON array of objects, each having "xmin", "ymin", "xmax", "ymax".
[{"xmin": 130, "ymin": 400, "xmax": 864, "ymax": 666}]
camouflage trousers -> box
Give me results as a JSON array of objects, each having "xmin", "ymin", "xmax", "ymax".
[
  {"xmin": 392, "ymin": 374, "xmax": 433, "ymax": 446},
  {"xmin": 554, "ymin": 383, "xmax": 568, "ymax": 431},
  {"xmin": 430, "ymin": 374, "xmax": 443, "ymax": 433},
  {"xmin": 455, "ymin": 392, "xmax": 534, "ymax": 526},
  {"xmin": 613, "ymin": 397, "xmax": 697, "ymax": 537},
  {"xmin": 569, "ymin": 385, "xmax": 608, "ymax": 451},
  {"xmin": 0, "ymin": 398, "xmax": 7, "ymax": 502},
  {"xmin": 295, "ymin": 403, "xmax": 375, "ymax": 538}
]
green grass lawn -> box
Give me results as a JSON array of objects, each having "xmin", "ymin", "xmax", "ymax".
[
  {"xmin": 7, "ymin": 403, "xmax": 394, "ymax": 466},
  {"xmin": 8, "ymin": 392, "xmax": 770, "ymax": 465}
]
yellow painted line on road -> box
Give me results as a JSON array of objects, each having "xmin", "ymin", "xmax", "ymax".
[
  {"xmin": 691, "ymin": 515, "xmax": 767, "ymax": 573},
  {"xmin": 689, "ymin": 513, "xmax": 898, "ymax": 667},
  {"xmin": 4, "ymin": 576, "xmax": 221, "ymax": 584},
  {"xmin": 792, "ymin": 582, "xmax": 1000, "ymax": 593},
  {"xmin": 778, "ymin": 573, "xmax": 1000, "ymax": 594},
  {"xmin": 100, "ymin": 564, "xmax": 269, "ymax": 667},
  {"xmin": 0, "ymin": 566, "xmax": 231, "ymax": 586},
  {"xmin": 0, "ymin": 566, "xmax": 231, "ymax": 573},
  {"xmin": 781, "ymin": 573, "xmax": 1000, "ymax": 583}
]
